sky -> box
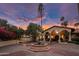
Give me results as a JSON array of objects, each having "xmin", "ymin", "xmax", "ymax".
[{"xmin": 0, "ymin": 3, "xmax": 78, "ymax": 30}]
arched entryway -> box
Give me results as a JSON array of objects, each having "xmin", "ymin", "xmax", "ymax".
[
  {"xmin": 45, "ymin": 32, "xmax": 50, "ymax": 41},
  {"xmin": 60, "ymin": 30, "xmax": 69, "ymax": 42},
  {"xmin": 51, "ymin": 30, "xmax": 59, "ymax": 41}
]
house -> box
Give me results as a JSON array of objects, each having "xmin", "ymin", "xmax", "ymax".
[{"xmin": 42, "ymin": 26, "xmax": 75, "ymax": 43}]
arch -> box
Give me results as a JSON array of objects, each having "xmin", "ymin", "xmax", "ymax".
[
  {"xmin": 60, "ymin": 30, "xmax": 69, "ymax": 42},
  {"xmin": 45, "ymin": 32, "xmax": 50, "ymax": 41},
  {"xmin": 50, "ymin": 30, "xmax": 59, "ymax": 41},
  {"xmin": 51, "ymin": 30, "xmax": 57, "ymax": 38}
]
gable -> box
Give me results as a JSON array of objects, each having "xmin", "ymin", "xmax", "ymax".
[{"xmin": 43, "ymin": 26, "xmax": 72, "ymax": 33}]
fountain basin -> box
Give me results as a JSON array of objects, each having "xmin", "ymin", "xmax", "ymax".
[{"xmin": 29, "ymin": 43, "xmax": 51, "ymax": 52}]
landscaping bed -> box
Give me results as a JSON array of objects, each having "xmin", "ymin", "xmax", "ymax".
[{"xmin": 68, "ymin": 38, "xmax": 79, "ymax": 45}]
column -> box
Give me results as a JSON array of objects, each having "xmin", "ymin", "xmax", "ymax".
[
  {"xmin": 58, "ymin": 34, "xmax": 61, "ymax": 43},
  {"xmin": 48, "ymin": 33, "xmax": 52, "ymax": 44},
  {"xmin": 69, "ymin": 31, "xmax": 71, "ymax": 41},
  {"xmin": 43, "ymin": 33, "xmax": 46, "ymax": 43}
]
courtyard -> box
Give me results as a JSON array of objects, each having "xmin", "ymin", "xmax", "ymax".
[
  {"xmin": 0, "ymin": 40, "xmax": 79, "ymax": 56},
  {"xmin": 0, "ymin": 3, "xmax": 79, "ymax": 56}
]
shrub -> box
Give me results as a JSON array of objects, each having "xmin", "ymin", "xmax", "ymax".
[
  {"xmin": 68, "ymin": 38, "xmax": 79, "ymax": 45},
  {"xmin": 0, "ymin": 28, "xmax": 17, "ymax": 41},
  {"xmin": 68, "ymin": 41, "xmax": 79, "ymax": 45},
  {"xmin": 72, "ymin": 38, "xmax": 79, "ymax": 42}
]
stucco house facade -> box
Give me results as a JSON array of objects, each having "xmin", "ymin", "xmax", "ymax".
[{"xmin": 42, "ymin": 26, "xmax": 75, "ymax": 43}]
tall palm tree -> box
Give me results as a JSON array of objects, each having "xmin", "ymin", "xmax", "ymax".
[{"xmin": 38, "ymin": 3, "xmax": 44, "ymax": 29}]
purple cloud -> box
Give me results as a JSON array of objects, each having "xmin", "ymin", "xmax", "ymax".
[{"xmin": 60, "ymin": 4, "xmax": 78, "ymax": 19}]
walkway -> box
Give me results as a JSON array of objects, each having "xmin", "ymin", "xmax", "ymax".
[{"xmin": 0, "ymin": 42, "xmax": 79, "ymax": 56}]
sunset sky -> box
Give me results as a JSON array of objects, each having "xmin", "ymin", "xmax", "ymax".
[{"xmin": 0, "ymin": 3, "xmax": 79, "ymax": 30}]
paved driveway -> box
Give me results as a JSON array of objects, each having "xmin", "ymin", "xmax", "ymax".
[{"xmin": 0, "ymin": 42, "xmax": 79, "ymax": 56}]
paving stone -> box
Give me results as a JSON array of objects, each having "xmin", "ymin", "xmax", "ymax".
[{"xmin": 0, "ymin": 42, "xmax": 79, "ymax": 56}]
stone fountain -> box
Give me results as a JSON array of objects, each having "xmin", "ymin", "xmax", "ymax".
[
  {"xmin": 29, "ymin": 3, "xmax": 51, "ymax": 52},
  {"xmin": 29, "ymin": 32, "xmax": 51, "ymax": 52}
]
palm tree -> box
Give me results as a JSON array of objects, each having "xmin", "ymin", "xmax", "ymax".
[
  {"xmin": 0, "ymin": 19, "xmax": 8, "ymax": 27},
  {"xmin": 74, "ymin": 22, "xmax": 79, "ymax": 29},
  {"xmin": 60, "ymin": 16, "xmax": 68, "ymax": 27},
  {"xmin": 38, "ymin": 3, "xmax": 44, "ymax": 29},
  {"xmin": 60, "ymin": 16, "xmax": 64, "ymax": 26},
  {"xmin": 60, "ymin": 16, "xmax": 64, "ymax": 21},
  {"xmin": 61, "ymin": 21, "xmax": 68, "ymax": 27}
]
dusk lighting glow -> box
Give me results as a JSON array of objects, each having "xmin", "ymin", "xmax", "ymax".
[{"xmin": 0, "ymin": 3, "xmax": 78, "ymax": 30}]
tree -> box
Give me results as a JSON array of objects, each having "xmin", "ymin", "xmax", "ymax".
[
  {"xmin": 61, "ymin": 21, "xmax": 68, "ymax": 27},
  {"xmin": 6, "ymin": 24, "xmax": 18, "ymax": 32},
  {"xmin": 60, "ymin": 16, "xmax": 68, "ymax": 27},
  {"xmin": 60, "ymin": 16, "xmax": 64, "ymax": 21},
  {"xmin": 0, "ymin": 18, "xmax": 25, "ymax": 40},
  {"xmin": 26, "ymin": 23, "xmax": 43, "ymax": 42},
  {"xmin": 74, "ymin": 22, "xmax": 79, "ymax": 29},
  {"xmin": 0, "ymin": 19, "xmax": 8, "ymax": 26},
  {"xmin": 16, "ymin": 27, "xmax": 24, "ymax": 39}
]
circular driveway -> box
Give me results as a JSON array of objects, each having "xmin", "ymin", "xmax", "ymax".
[{"xmin": 0, "ymin": 42, "xmax": 79, "ymax": 56}]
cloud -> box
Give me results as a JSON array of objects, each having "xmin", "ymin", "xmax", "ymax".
[
  {"xmin": 31, "ymin": 16, "xmax": 46, "ymax": 23},
  {"xmin": 60, "ymin": 4, "xmax": 70, "ymax": 16},
  {"xmin": 16, "ymin": 17, "xmax": 30, "ymax": 22},
  {"xmin": 0, "ymin": 4, "xmax": 38, "ymax": 19},
  {"xmin": 0, "ymin": 4, "xmax": 50, "ymax": 30},
  {"xmin": 0, "ymin": 15, "xmax": 28, "ymax": 30},
  {"xmin": 16, "ymin": 17, "xmax": 60, "ymax": 30},
  {"xmin": 42, "ymin": 23, "xmax": 53, "ymax": 30},
  {"xmin": 0, "ymin": 4, "xmax": 78, "ymax": 30},
  {"xmin": 0, "ymin": 16, "xmax": 24, "ymax": 28},
  {"xmin": 68, "ymin": 18, "xmax": 79, "ymax": 27},
  {"xmin": 42, "ymin": 18, "xmax": 61, "ymax": 30},
  {"xmin": 0, "ymin": 4, "xmax": 18, "ymax": 17},
  {"xmin": 17, "ymin": 16, "xmax": 46, "ymax": 24},
  {"xmin": 18, "ymin": 25, "xmax": 28, "ymax": 30},
  {"xmin": 42, "ymin": 22, "xmax": 61, "ymax": 30},
  {"xmin": 59, "ymin": 4, "xmax": 78, "ymax": 19}
]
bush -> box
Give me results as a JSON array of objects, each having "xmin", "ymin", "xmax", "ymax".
[
  {"xmin": 68, "ymin": 41, "xmax": 79, "ymax": 45},
  {"xmin": 68, "ymin": 38, "xmax": 79, "ymax": 45},
  {"xmin": 0, "ymin": 28, "xmax": 17, "ymax": 41},
  {"xmin": 72, "ymin": 38, "xmax": 79, "ymax": 42}
]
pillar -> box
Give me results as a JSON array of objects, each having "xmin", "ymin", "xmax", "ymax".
[
  {"xmin": 43, "ymin": 33, "xmax": 46, "ymax": 43},
  {"xmin": 69, "ymin": 31, "xmax": 71, "ymax": 41},
  {"xmin": 48, "ymin": 33, "xmax": 52, "ymax": 44},
  {"xmin": 58, "ymin": 34, "xmax": 61, "ymax": 43}
]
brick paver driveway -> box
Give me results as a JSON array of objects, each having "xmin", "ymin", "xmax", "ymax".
[{"xmin": 0, "ymin": 42, "xmax": 79, "ymax": 56}]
